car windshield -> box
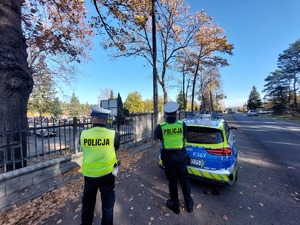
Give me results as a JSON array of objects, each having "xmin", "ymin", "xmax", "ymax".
[{"xmin": 186, "ymin": 126, "xmax": 224, "ymax": 144}]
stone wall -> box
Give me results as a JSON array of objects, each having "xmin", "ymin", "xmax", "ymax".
[
  {"xmin": 132, "ymin": 113, "xmax": 163, "ymax": 144},
  {"xmin": 0, "ymin": 153, "xmax": 82, "ymax": 211}
]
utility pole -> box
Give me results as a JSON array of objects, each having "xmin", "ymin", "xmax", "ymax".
[
  {"xmin": 152, "ymin": 0, "xmax": 158, "ymax": 129},
  {"xmin": 182, "ymin": 65, "xmax": 186, "ymax": 110}
]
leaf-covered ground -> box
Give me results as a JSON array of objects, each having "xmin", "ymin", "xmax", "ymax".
[{"xmin": 0, "ymin": 148, "xmax": 144, "ymax": 225}]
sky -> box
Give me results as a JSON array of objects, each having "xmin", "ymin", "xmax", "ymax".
[{"xmin": 64, "ymin": 0, "xmax": 300, "ymax": 108}]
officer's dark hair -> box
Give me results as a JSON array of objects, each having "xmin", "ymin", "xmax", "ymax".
[{"xmin": 92, "ymin": 116, "xmax": 107, "ymax": 124}]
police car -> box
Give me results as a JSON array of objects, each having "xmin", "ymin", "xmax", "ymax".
[{"xmin": 159, "ymin": 114, "xmax": 238, "ymax": 186}]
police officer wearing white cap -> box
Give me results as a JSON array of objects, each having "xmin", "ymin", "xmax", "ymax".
[
  {"xmin": 80, "ymin": 105, "xmax": 120, "ymax": 225},
  {"xmin": 155, "ymin": 101, "xmax": 194, "ymax": 214}
]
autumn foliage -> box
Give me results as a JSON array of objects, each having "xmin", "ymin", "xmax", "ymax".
[{"xmin": 22, "ymin": 0, "xmax": 93, "ymax": 66}]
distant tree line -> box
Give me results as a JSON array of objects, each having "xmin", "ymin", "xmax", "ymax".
[
  {"xmin": 28, "ymin": 87, "xmax": 207, "ymax": 118},
  {"xmin": 246, "ymin": 39, "xmax": 300, "ymax": 114},
  {"xmin": 28, "ymin": 91, "xmax": 90, "ymax": 118},
  {"xmin": 263, "ymin": 39, "xmax": 300, "ymax": 114}
]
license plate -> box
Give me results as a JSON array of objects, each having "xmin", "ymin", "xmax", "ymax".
[{"xmin": 190, "ymin": 158, "xmax": 203, "ymax": 167}]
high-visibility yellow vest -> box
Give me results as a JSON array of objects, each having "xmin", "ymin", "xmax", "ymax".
[
  {"xmin": 80, "ymin": 127, "xmax": 117, "ymax": 177},
  {"xmin": 160, "ymin": 121, "xmax": 184, "ymax": 149}
]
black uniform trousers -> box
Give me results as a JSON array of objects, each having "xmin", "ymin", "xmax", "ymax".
[
  {"xmin": 165, "ymin": 166, "xmax": 194, "ymax": 209},
  {"xmin": 81, "ymin": 173, "xmax": 115, "ymax": 225}
]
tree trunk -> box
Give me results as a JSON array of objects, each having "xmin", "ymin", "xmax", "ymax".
[
  {"xmin": 0, "ymin": 0, "xmax": 33, "ymax": 170},
  {"xmin": 293, "ymin": 69, "xmax": 297, "ymax": 108},
  {"xmin": 182, "ymin": 67, "xmax": 186, "ymax": 110},
  {"xmin": 163, "ymin": 86, "xmax": 168, "ymax": 104},
  {"xmin": 191, "ymin": 53, "xmax": 202, "ymax": 113},
  {"xmin": 191, "ymin": 73, "xmax": 196, "ymax": 113},
  {"xmin": 209, "ymin": 88, "xmax": 214, "ymax": 112}
]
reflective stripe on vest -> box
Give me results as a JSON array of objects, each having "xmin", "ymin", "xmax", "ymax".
[
  {"xmin": 161, "ymin": 121, "xmax": 184, "ymax": 150},
  {"xmin": 80, "ymin": 127, "xmax": 117, "ymax": 177}
]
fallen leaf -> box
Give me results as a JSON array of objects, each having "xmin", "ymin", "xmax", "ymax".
[
  {"xmin": 222, "ymin": 215, "xmax": 229, "ymax": 221},
  {"xmin": 196, "ymin": 204, "xmax": 201, "ymax": 209}
]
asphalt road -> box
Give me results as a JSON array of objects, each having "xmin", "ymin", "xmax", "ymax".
[{"xmin": 44, "ymin": 113, "xmax": 300, "ymax": 225}]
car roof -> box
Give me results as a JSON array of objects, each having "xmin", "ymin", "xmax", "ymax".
[{"xmin": 182, "ymin": 115, "xmax": 224, "ymax": 129}]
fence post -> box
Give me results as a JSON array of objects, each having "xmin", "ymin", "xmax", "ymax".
[
  {"xmin": 132, "ymin": 115, "xmax": 137, "ymax": 145},
  {"xmin": 73, "ymin": 117, "xmax": 79, "ymax": 154}
]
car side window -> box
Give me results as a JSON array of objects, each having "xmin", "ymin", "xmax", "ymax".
[
  {"xmin": 215, "ymin": 131, "xmax": 223, "ymax": 143},
  {"xmin": 223, "ymin": 121, "xmax": 230, "ymax": 140}
]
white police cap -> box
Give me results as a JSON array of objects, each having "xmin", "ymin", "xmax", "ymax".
[
  {"xmin": 164, "ymin": 101, "xmax": 179, "ymax": 114},
  {"xmin": 90, "ymin": 105, "xmax": 111, "ymax": 118}
]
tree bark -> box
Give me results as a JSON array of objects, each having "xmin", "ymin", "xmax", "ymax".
[
  {"xmin": 293, "ymin": 68, "xmax": 297, "ymax": 108},
  {"xmin": 0, "ymin": 0, "xmax": 33, "ymax": 170}
]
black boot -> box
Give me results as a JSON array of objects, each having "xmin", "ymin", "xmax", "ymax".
[
  {"xmin": 186, "ymin": 205, "xmax": 193, "ymax": 213},
  {"xmin": 185, "ymin": 198, "xmax": 194, "ymax": 213},
  {"xmin": 166, "ymin": 199, "xmax": 180, "ymax": 214}
]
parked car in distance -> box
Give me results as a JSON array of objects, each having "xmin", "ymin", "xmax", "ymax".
[
  {"xmin": 34, "ymin": 123, "xmax": 58, "ymax": 137},
  {"xmin": 258, "ymin": 110, "xmax": 273, "ymax": 114},
  {"xmin": 212, "ymin": 110, "xmax": 223, "ymax": 118},
  {"xmin": 247, "ymin": 109, "xmax": 258, "ymax": 116},
  {"xmin": 159, "ymin": 114, "xmax": 238, "ymax": 186},
  {"xmin": 35, "ymin": 128, "xmax": 57, "ymax": 137}
]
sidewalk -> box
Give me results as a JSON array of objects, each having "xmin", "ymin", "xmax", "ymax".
[{"xmin": 1, "ymin": 141, "xmax": 198, "ymax": 225}]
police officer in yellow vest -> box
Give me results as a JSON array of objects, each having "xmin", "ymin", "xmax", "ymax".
[
  {"xmin": 80, "ymin": 106, "xmax": 120, "ymax": 225},
  {"xmin": 155, "ymin": 101, "xmax": 194, "ymax": 214}
]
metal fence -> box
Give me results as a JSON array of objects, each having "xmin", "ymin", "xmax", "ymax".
[{"xmin": 0, "ymin": 117, "xmax": 134, "ymax": 173}]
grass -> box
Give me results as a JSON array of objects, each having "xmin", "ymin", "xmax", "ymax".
[{"xmin": 262, "ymin": 112, "xmax": 300, "ymax": 124}]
